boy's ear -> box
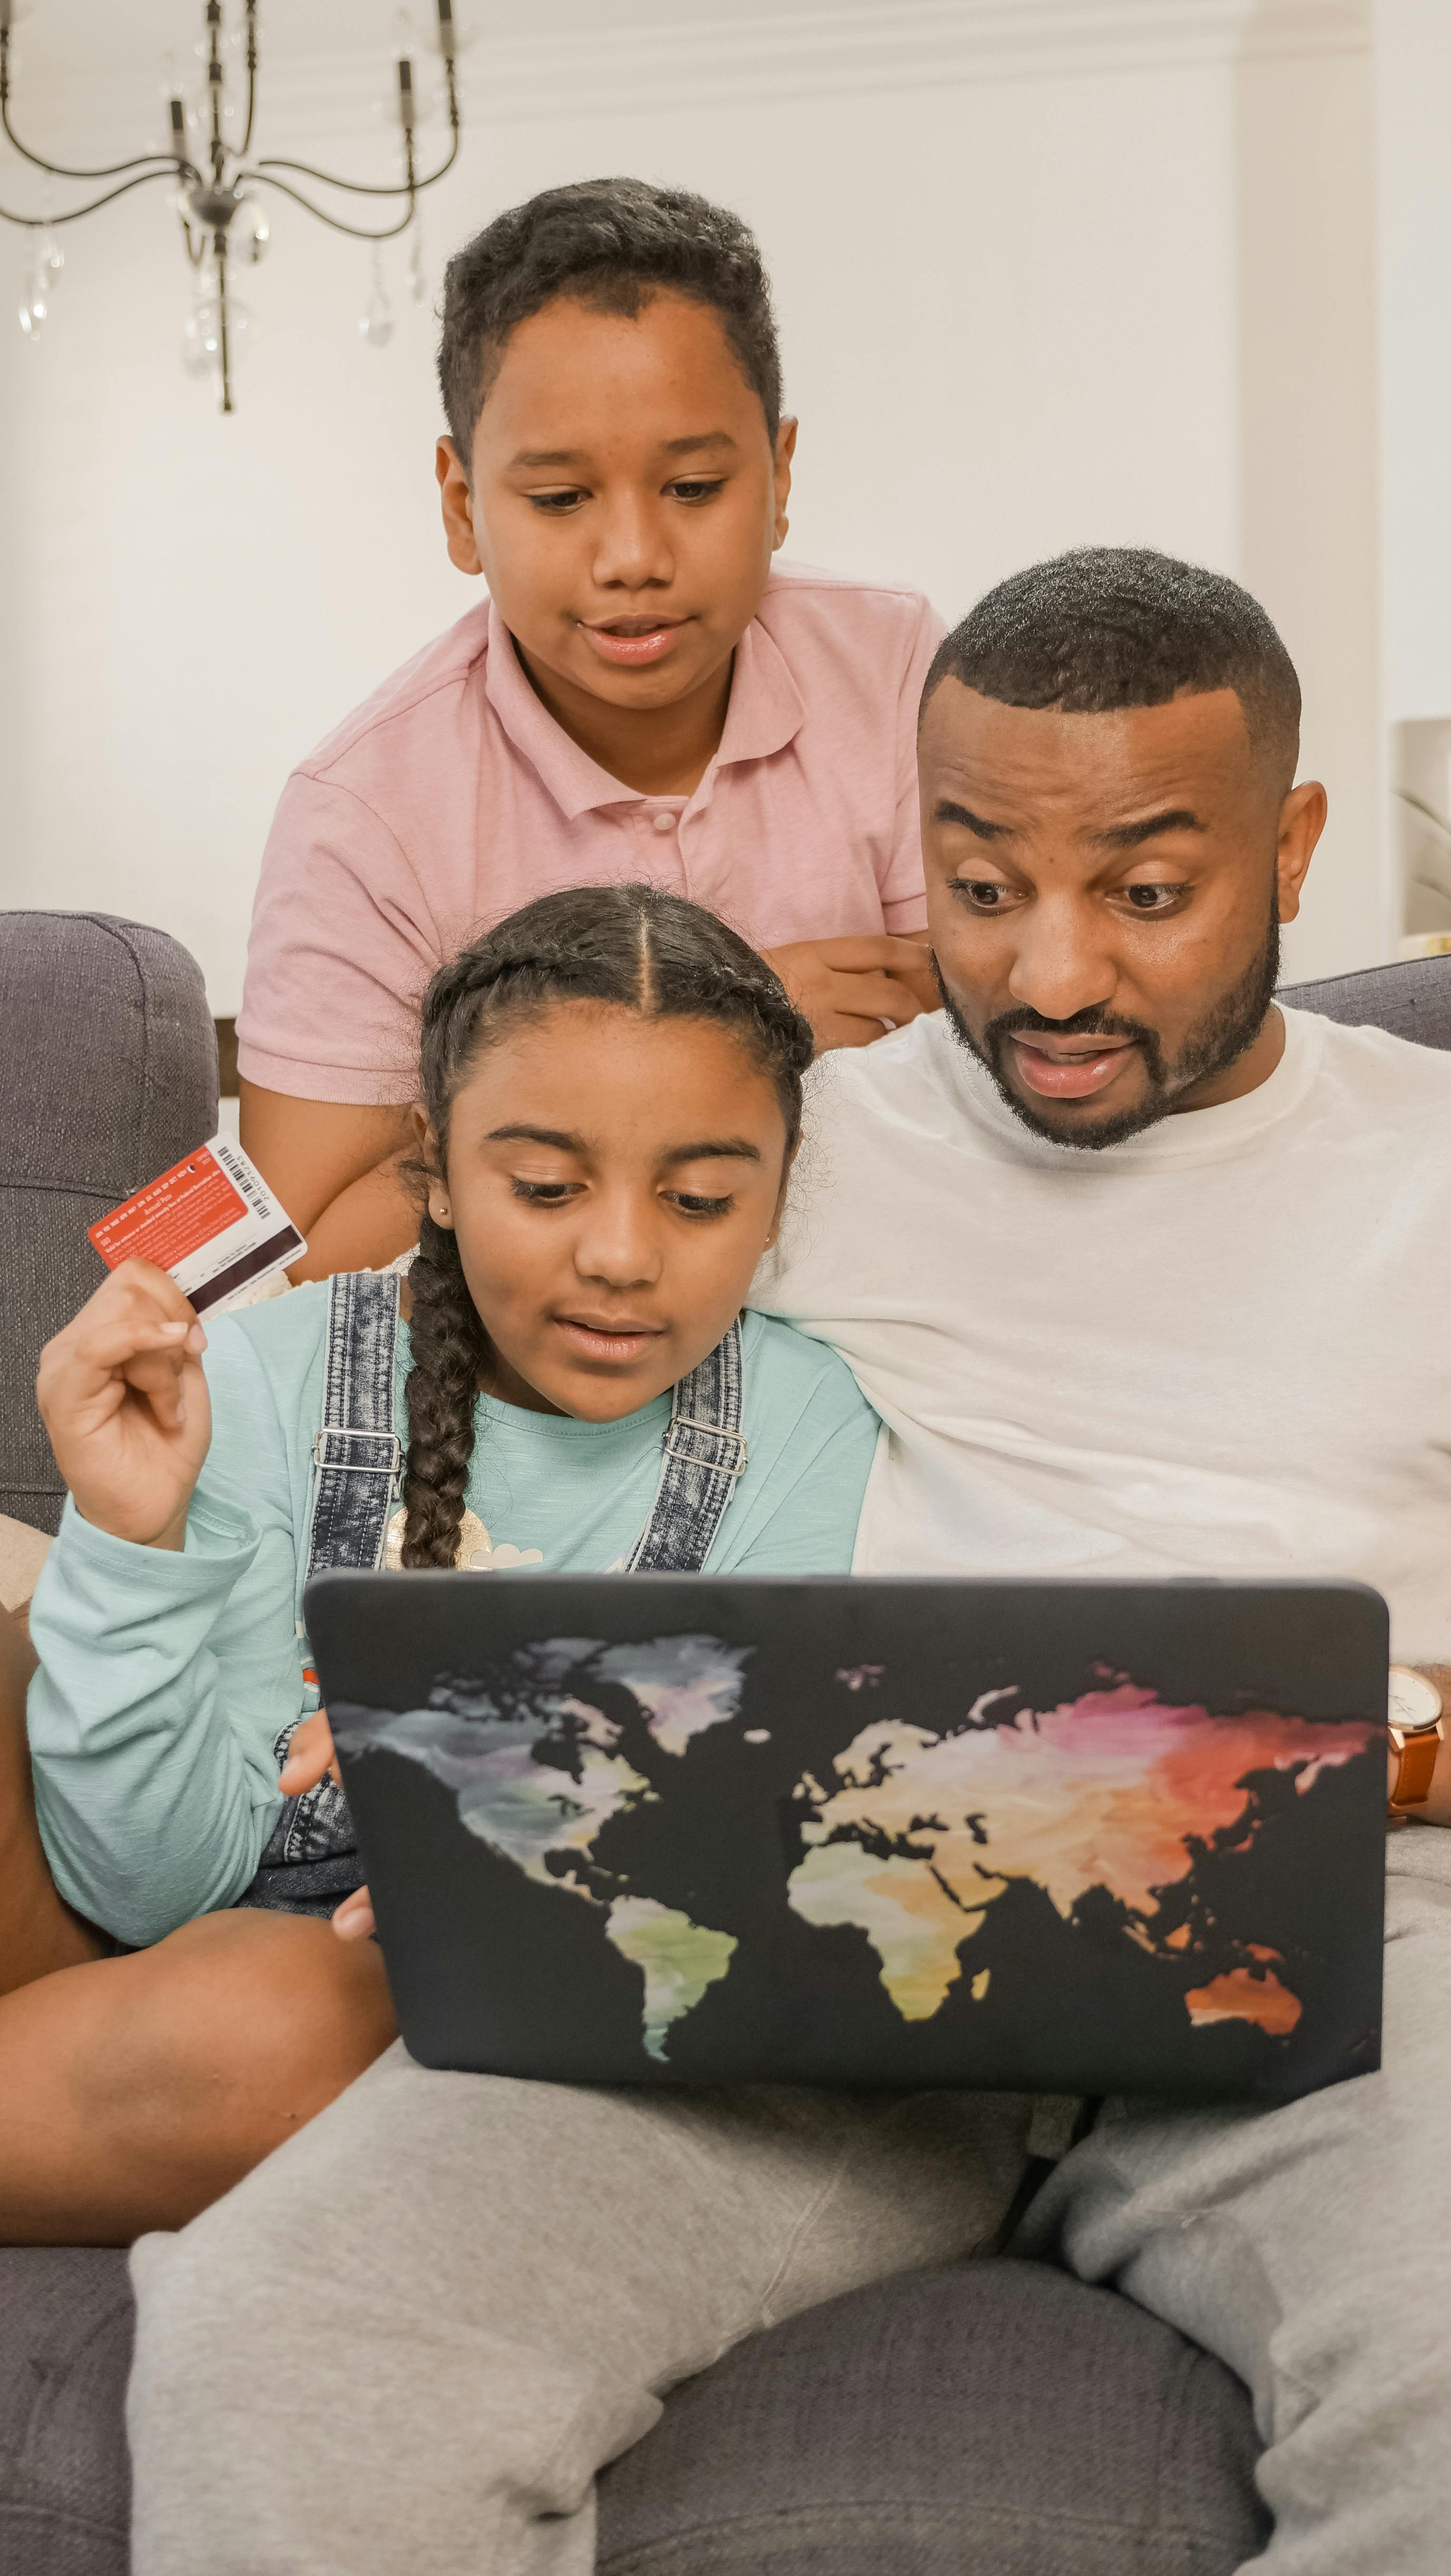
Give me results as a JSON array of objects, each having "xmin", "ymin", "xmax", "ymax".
[
  {"xmin": 437, "ymin": 437, "xmax": 484, "ymax": 577},
  {"xmin": 771, "ymin": 417, "xmax": 797, "ymax": 553}
]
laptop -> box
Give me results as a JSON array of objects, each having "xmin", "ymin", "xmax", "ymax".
[{"xmin": 307, "ymin": 1572, "xmax": 1388, "ymax": 2103}]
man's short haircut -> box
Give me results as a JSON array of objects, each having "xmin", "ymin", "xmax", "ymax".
[
  {"xmin": 923, "ymin": 547, "xmax": 1301, "ymax": 788},
  {"xmin": 438, "ymin": 177, "xmax": 782, "ymax": 465}
]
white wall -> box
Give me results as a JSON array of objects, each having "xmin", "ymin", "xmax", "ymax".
[
  {"xmin": 0, "ymin": 3, "xmax": 1380, "ymax": 1010},
  {"xmin": 1376, "ymin": 0, "xmax": 1451, "ymax": 725}
]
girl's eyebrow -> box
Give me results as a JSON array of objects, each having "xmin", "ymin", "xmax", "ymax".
[
  {"xmin": 663, "ymin": 1138, "xmax": 761, "ymax": 1164},
  {"xmin": 485, "ymin": 1124, "xmax": 761, "ymax": 1164},
  {"xmin": 485, "ymin": 1123, "xmax": 582, "ymax": 1149}
]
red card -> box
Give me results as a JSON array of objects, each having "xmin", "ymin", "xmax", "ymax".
[
  {"xmin": 88, "ymin": 1135, "xmax": 306, "ymax": 1314},
  {"xmin": 89, "ymin": 1151, "xmax": 247, "ymax": 1273}
]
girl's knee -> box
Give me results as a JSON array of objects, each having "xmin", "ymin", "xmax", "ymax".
[{"xmin": 82, "ymin": 1914, "xmax": 394, "ymax": 2170}]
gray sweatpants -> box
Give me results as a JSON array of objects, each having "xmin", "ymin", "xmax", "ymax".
[{"xmin": 128, "ymin": 1831, "xmax": 1451, "ymax": 2575}]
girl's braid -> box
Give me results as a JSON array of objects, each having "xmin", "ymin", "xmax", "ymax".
[{"xmin": 399, "ymin": 1213, "xmax": 488, "ymax": 1569}]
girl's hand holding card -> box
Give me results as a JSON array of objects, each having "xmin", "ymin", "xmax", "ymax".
[{"xmin": 36, "ymin": 1258, "xmax": 211, "ymax": 1551}]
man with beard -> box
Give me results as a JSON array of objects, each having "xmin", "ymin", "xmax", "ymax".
[{"xmin": 757, "ymin": 546, "xmax": 1451, "ymax": 2573}]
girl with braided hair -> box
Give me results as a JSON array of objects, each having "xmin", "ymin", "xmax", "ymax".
[{"xmin": 11, "ymin": 885, "xmax": 879, "ymax": 2241}]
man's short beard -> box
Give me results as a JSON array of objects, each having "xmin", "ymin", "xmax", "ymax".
[{"xmin": 937, "ymin": 908, "xmax": 1281, "ymax": 1152}]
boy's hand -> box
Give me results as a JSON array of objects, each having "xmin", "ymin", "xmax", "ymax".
[
  {"xmin": 332, "ymin": 1885, "xmax": 376, "ymax": 1942},
  {"xmin": 762, "ymin": 936, "xmax": 938, "ymax": 1052},
  {"xmin": 278, "ymin": 1708, "xmax": 342, "ymax": 1797},
  {"xmin": 36, "ymin": 1260, "xmax": 210, "ymax": 1551}
]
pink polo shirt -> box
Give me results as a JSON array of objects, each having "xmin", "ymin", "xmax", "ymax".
[{"xmin": 237, "ymin": 560, "xmax": 944, "ymax": 1104}]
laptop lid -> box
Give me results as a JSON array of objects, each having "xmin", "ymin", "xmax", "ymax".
[{"xmin": 307, "ymin": 1571, "xmax": 1387, "ymax": 2102}]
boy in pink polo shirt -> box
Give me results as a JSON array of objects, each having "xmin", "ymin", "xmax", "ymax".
[{"xmin": 239, "ymin": 178, "xmax": 943, "ymax": 1275}]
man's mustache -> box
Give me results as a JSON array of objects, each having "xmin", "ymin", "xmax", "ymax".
[
  {"xmin": 982, "ymin": 1005, "xmax": 1154, "ymax": 1046},
  {"xmin": 927, "ymin": 958, "xmax": 1153, "ymax": 1052}
]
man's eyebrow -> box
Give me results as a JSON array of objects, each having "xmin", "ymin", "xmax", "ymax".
[
  {"xmin": 934, "ymin": 799, "xmax": 1011, "ymax": 840},
  {"xmin": 1094, "ymin": 808, "xmax": 1205, "ymax": 849}
]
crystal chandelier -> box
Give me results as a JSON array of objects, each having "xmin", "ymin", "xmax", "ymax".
[{"xmin": 0, "ymin": 0, "xmax": 463, "ymax": 413}]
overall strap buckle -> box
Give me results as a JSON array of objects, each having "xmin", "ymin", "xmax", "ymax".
[
  {"xmin": 311, "ymin": 1427, "xmax": 403, "ymax": 1488},
  {"xmin": 663, "ymin": 1414, "xmax": 749, "ymax": 1477}
]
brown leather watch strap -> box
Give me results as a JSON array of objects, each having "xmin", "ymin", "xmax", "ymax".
[{"xmin": 1389, "ymin": 1724, "xmax": 1443, "ymax": 1812}]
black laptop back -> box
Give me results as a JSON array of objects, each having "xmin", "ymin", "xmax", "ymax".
[{"xmin": 307, "ymin": 1572, "xmax": 1387, "ymax": 2102}]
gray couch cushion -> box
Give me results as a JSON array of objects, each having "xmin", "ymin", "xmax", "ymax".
[
  {"xmin": 0, "ymin": 2250, "xmax": 131, "ymax": 2576},
  {"xmin": 0, "ymin": 2251, "xmax": 1264, "ymax": 2576},
  {"xmin": 0, "ymin": 914, "xmax": 217, "ymax": 1534},
  {"xmin": 596, "ymin": 2258, "xmax": 1267, "ymax": 2576},
  {"xmin": 1282, "ymin": 951, "xmax": 1451, "ymax": 1049}
]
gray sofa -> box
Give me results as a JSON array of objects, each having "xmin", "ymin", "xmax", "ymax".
[
  {"xmin": 4, "ymin": 909, "xmax": 1447, "ymax": 2574},
  {"xmin": 0, "ymin": 913, "xmax": 218, "ymax": 1536}
]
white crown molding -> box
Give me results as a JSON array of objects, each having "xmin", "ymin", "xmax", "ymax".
[{"xmin": 2, "ymin": 0, "xmax": 1371, "ymax": 171}]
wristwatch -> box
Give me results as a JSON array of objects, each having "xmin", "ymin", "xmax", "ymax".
[{"xmin": 1387, "ymin": 1666, "xmax": 1444, "ymax": 1817}]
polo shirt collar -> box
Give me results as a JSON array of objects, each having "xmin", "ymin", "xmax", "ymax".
[{"xmin": 483, "ymin": 599, "xmax": 805, "ymax": 821}]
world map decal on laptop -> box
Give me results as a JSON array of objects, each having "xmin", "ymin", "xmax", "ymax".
[{"xmin": 327, "ymin": 1604, "xmax": 1386, "ymax": 2102}]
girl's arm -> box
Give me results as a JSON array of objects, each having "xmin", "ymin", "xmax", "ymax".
[{"xmin": 27, "ymin": 1264, "xmax": 303, "ymax": 1946}]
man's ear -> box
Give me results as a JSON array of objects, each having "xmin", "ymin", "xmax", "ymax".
[
  {"xmin": 437, "ymin": 436, "xmax": 484, "ymax": 577},
  {"xmin": 1275, "ymin": 779, "xmax": 1328, "ymax": 925},
  {"xmin": 771, "ymin": 417, "xmax": 797, "ymax": 552}
]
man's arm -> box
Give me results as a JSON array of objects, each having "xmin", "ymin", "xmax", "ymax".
[{"xmin": 239, "ymin": 1082, "xmax": 417, "ymax": 1282}]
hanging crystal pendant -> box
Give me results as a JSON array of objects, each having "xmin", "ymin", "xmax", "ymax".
[
  {"xmin": 359, "ymin": 247, "xmax": 394, "ymax": 348},
  {"xmin": 409, "ymin": 221, "xmax": 427, "ymax": 305},
  {"xmin": 18, "ymin": 248, "xmax": 47, "ymax": 338},
  {"xmin": 17, "ymin": 215, "xmax": 61, "ymax": 340},
  {"xmin": 182, "ymin": 285, "xmax": 252, "ymax": 395},
  {"xmin": 181, "ymin": 293, "xmax": 215, "ymax": 378},
  {"xmin": 17, "ymin": 266, "xmax": 46, "ymax": 338},
  {"xmin": 232, "ymin": 191, "xmax": 270, "ymax": 266}
]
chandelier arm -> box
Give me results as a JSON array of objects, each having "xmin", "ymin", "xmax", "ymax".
[
  {"xmin": 0, "ymin": 34, "xmax": 196, "ymax": 186},
  {"xmin": 251, "ymin": 43, "xmax": 459, "ymax": 199},
  {"xmin": 252, "ymin": 130, "xmax": 459, "ymax": 199},
  {"xmin": 0, "ymin": 165, "xmax": 183, "ymax": 227},
  {"xmin": 242, "ymin": 171, "xmax": 420, "ymax": 242},
  {"xmin": 0, "ymin": 108, "xmax": 195, "ymax": 189}
]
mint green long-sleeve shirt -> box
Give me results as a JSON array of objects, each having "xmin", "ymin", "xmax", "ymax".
[{"xmin": 26, "ymin": 1287, "xmax": 879, "ymax": 1949}]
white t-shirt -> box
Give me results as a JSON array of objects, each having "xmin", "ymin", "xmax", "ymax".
[{"xmin": 755, "ymin": 1005, "xmax": 1451, "ymax": 1662}]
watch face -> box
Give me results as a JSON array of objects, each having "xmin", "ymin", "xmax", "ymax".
[{"xmin": 1389, "ymin": 1667, "xmax": 1443, "ymax": 1733}]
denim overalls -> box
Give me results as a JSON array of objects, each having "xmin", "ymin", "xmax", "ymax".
[{"xmin": 240, "ymin": 1268, "xmax": 749, "ymax": 1916}]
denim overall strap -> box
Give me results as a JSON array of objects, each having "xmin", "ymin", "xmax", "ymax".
[
  {"xmin": 239, "ymin": 1270, "xmax": 401, "ymax": 1916},
  {"xmin": 625, "ymin": 1318, "xmax": 747, "ymax": 1573},
  {"xmin": 305, "ymin": 1268, "xmax": 405, "ymax": 1573}
]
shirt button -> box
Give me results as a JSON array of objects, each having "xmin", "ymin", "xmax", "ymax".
[{"xmin": 650, "ymin": 808, "xmax": 676, "ymax": 834}]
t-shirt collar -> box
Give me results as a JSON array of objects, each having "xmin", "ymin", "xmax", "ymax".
[
  {"xmin": 483, "ymin": 597, "xmax": 805, "ymax": 822},
  {"xmin": 933, "ymin": 1002, "xmax": 1326, "ymax": 1168}
]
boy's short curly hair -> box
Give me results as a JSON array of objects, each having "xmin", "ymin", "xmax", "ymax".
[{"xmin": 437, "ymin": 176, "xmax": 783, "ymax": 466}]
